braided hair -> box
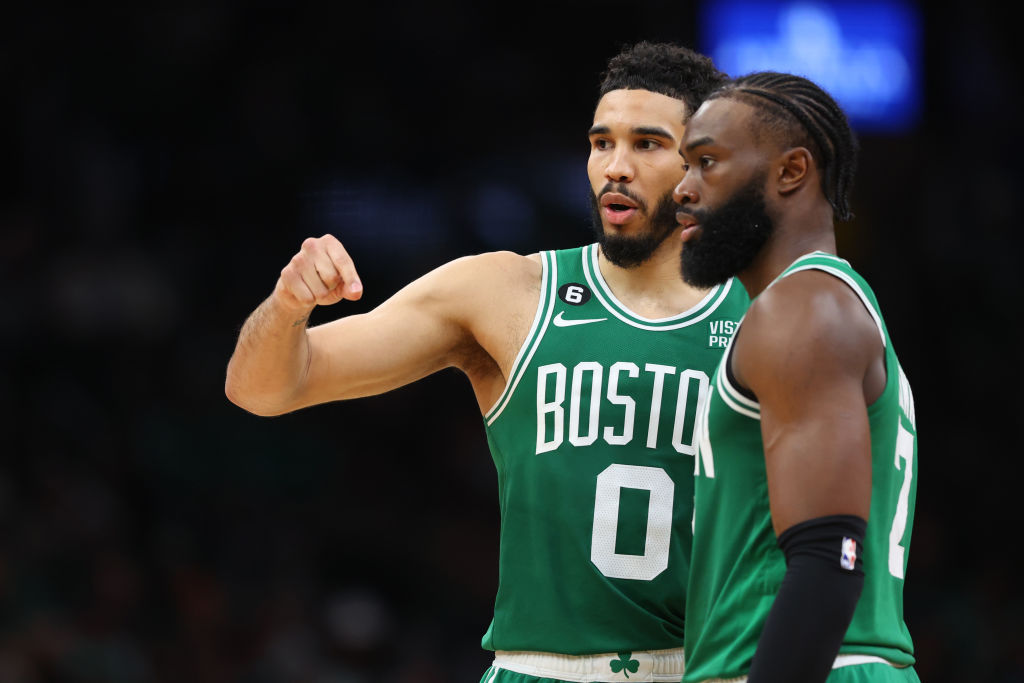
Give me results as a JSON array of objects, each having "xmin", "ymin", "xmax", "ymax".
[
  {"xmin": 707, "ymin": 72, "xmax": 859, "ymax": 221},
  {"xmin": 599, "ymin": 42, "xmax": 728, "ymax": 118}
]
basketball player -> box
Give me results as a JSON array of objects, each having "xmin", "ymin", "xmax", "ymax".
[
  {"xmin": 672, "ymin": 72, "xmax": 918, "ymax": 683},
  {"xmin": 226, "ymin": 43, "xmax": 749, "ymax": 683}
]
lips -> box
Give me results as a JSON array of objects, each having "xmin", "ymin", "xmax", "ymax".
[
  {"xmin": 601, "ymin": 192, "xmax": 640, "ymax": 226},
  {"xmin": 676, "ymin": 209, "xmax": 700, "ymax": 243},
  {"xmin": 600, "ymin": 192, "xmax": 638, "ymax": 210}
]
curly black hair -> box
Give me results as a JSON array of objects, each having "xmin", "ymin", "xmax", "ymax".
[
  {"xmin": 599, "ymin": 41, "xmax": 728, "ymax": 118},
  {"xmin": 707, "ymin": 72, "xmax": 859, "ymax": 221}
]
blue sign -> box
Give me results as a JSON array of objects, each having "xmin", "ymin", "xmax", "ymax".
[{"xmin": 699, "ymin": 1, "xmax": 922, "ymax": 132}]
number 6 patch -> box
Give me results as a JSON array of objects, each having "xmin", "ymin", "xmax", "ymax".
[{"xmin": 558, "ymin": 283, "xmax": 592, "ymax": 306}]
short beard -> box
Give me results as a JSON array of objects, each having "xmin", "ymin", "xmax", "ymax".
[
  {"xmin": 589, "ymin": 185, "xmax": 680, "ymax": 268},
  {"xmin": 679, "ymin": 172, "xmax": 774, "ymax": 288}
]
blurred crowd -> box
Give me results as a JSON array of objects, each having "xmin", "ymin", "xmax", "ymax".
[{"xmin": 3, "ymin": 2, "xmax": 1023, "ymax": 682}]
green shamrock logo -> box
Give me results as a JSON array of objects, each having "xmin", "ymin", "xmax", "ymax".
[{"xmin": 609, "ymin": 652, "xmax": 640, "ymax": 678}]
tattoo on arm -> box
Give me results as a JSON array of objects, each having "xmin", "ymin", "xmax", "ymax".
[{"xmin": 291, "ymin": 315, "xmax": 309, "ymax": 328}]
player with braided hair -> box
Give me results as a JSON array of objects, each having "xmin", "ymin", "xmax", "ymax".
[
  {"xmin": 673, "ymin": 72, "xmax": 918, "ymax": 683},
  {"xmin": 710, "ymin": 72, "xmax": 859, "ymax": 221}
]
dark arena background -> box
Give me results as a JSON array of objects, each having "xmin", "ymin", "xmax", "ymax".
[{"xmin": 3, "ymin": 2, "xmax": 1022, "ymax": 682}]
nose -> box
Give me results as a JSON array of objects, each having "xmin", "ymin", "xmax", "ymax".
[
  {"xmin": 673, "ymin": 176, "xmax": 698, "ymax": 206},
  {"xmin": 605, "ymin": 147, "xmax": 635, "ymax": 183}
]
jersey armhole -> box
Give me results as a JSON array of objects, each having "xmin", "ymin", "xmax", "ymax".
[
  {"xmin": 484, "ymin": 250, "xmax": 557, "ymax": 425},
  {"xmin": 725, "ymin": 340, "xmax": 758, "ymax": 402}
]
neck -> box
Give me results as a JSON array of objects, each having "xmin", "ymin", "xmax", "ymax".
[
  {"xmin": 597, "ymin": 229, "xmax": 713, "ymax": 317},
  {"xmin": 738, "ymin": 204, "xmax": 837, "ymax": 298}
]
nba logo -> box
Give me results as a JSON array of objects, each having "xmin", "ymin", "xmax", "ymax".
[{"xmin": 841, "ymin": 537, "xmax": 858, "ymax": 571}]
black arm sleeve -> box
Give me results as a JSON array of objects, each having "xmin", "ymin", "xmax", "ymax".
[{"xmin": 746, "ymin": 514, "xmax": 867, "ymax": 683}]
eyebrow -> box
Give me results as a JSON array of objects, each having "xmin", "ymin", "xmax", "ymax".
[
  {"xmin": 588, "ymin": 125, "xmax": 677, "ymax": 140},
  {"xmin": 633, "ymin": 126, "xmax": 675, "ymax": 140},
  {"xmin": 684, "ymin": 136, "xmax": 715, "ymax": 152}
]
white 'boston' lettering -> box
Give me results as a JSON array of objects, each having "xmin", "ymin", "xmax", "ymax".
[
  {"xmin": 604, "ymin": 362, "xmax": 639, "ymax": 445},
  {"xmin": 671, "ymin": 370, "xmax": 710, "ymax": 455},
  {"xmin": 644, "ymin": 364, "xmax": 676, "ymax": 449},
  {"xmin": 569, "ymin": 362, "xmax": 603, "ymax": 447},
  {"xmin": 536, "ymin": 361, "xmax": 711, "ymax": 456},
  {"xmin": 536, "ymin": 364, "xmax": 566, "ymax": 454}
]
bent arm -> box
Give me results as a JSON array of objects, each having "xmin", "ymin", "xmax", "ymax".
[
  {"xmin": 733, "ymin": 271, "xmax": 883, "ymax": 683},
  {"xmin": 226, "ymin": 248, "xmax": 493, "ymax": 413},
  {"xmin": 226, "ymin": 247, "xmax": 535, "ymax": 417},
  {"xmin": 225, "ymin": 293, "xmax": 321, "ymax": 416},
  {"xmin": 298, "ymin": 261, "xmax": 479, "ymax": 404}
]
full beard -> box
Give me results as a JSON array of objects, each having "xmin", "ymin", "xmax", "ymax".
[
  {"xmin": 589, "ymin": 184, "xmax": 680, "ymax": 268},
  {"xmin": 679, "ymin": 173, "xmax": 775, "ymax": 288}
]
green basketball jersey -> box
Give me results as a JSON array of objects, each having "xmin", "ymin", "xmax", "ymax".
[
  {"xmin": 684, "ymin": 252, "xmax": 918, "ymax": 682},
  {"xmin": 481, "ymin": 244, "xmax": 750, "ymax": 655}
]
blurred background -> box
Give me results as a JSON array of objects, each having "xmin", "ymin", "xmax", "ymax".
[{"xmin": 3, "ymin": 1, "xmax": 1021, "ymax": 681}]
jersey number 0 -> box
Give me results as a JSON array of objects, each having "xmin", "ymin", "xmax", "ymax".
[{"xmin": 591, "ymin": 464, "xmax": 674, "ymax": 581}]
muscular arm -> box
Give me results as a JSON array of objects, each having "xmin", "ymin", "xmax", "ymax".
[
  {"xmin": 732, "ymin": 270, "xmax": 885, "ymax": 683},
  {"xmin": 225, "ymin": 235, "xmax": 540, "ymax": 416},
  {"xmin": 735, "ymin": 270, "xmax": 881, "ymax": 531}
]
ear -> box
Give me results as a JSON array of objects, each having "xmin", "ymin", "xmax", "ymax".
[{"xmin": 775, "ymin": 147, "xmax": 813, "ymax": 197}]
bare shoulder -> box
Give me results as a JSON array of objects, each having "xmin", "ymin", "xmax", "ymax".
[
  {"xmin": 734, "ymin": 269, "xmax": 882, "ymax": 389},
  {"xmin": 454, "ymin": 250, "xmax": 543, "ymax": 328},
  {"xmin": 465, "ymin": 250, "xmax": 543, "ymax": 284},
  {"xmin": 421, "ymin": 250, "xmax": 542, "ymax": 320},
  {"xmin": 372, "ymin": 250, "xmax": 539, "ymax": 316},
  {"xmin": 401, "ymin": 249, "xmax": 543, "ymax": 343},
  {"xmin": 422, "ymin": 250, "xmax": 545, "ymax": 409}
]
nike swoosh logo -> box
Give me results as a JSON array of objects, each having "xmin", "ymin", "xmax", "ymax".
[{"xmin": 553, "ymin": 311, "xmax": 608, "ymax": 327}]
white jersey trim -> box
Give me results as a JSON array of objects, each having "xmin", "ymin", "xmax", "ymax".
[
  {"xmin": 832, "ymin": 654, "xmax": 902, "ymax": 668},
  {"xmin": 716, "ymin": 360, "xmax": 761, "ymax": 421},
  {"xmin": 714, "ymin": 318, "xmax": 761, "ymax": 420},
  {"xmin": 583, "ymin": 244, "xmax": 733, "ymax": 331},
  {"xmin": 782, "ymin": 263, "xmax": 886, "ymax": 349},
  {"xmin": 492, "ymin": 647, "xmax": 685, "ymax": 683},
  {"xmin": 484, "ymin": 251, "xmax": 557, "ymax": 425},
  {"xmin": 717, "ymin": 254, "xmax": 887, "ymax": 421}
]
